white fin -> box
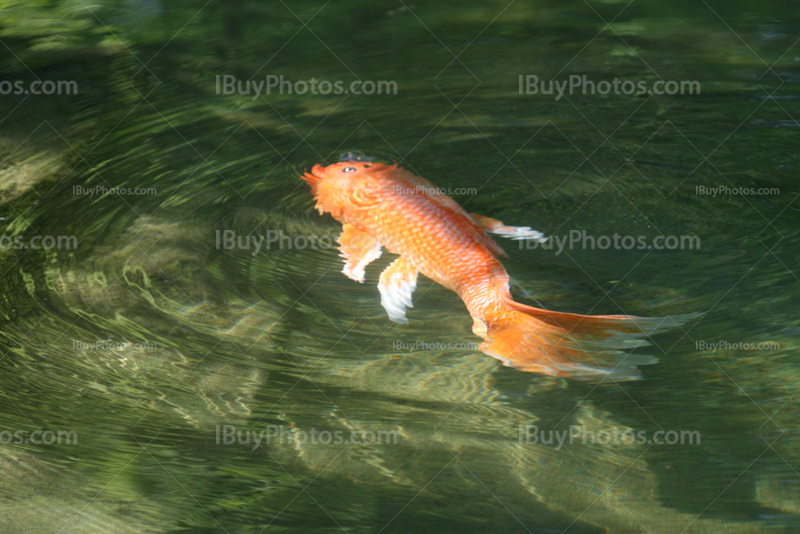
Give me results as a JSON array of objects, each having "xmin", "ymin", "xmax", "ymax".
[
  {"xmin": 378, "ymin": 257, "xmax": 419, "ymax": 324},
  {"xmin": 338, "ymin": 223, "xmax": 383, "ymax": 283},
  {"xmin": 469, "ymin": 213, "xmax": 547, "ymax": 243},
  {"xmin": 342, "ymin": 245, "xmax": 382, "ymax": 282},
  {"xmin": 485, "ymin": 225, "xmax": 548, "ymax": 243}
]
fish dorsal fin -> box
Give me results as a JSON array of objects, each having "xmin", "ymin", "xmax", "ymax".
[{"xmin": 470, "ymin": 213, "xmax": 548, "ymax": 243}]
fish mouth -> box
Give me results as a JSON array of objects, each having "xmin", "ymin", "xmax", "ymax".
[{"xmin": 301, "ymin": 164, "xmax": 326, "ymax": 185}]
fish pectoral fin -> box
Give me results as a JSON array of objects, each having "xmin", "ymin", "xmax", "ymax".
[
  {"xmin": 378, "ymin": 256, "xmax": 419, "ymax": 324},
  {"xmin": 338, "ymin": 223, "xmax": 382, "ymax": 283},
  {"xmin": 470, "ymin": 213, "xmax": 548, "ymax": 243}
]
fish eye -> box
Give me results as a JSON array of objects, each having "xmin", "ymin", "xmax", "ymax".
[{"xmin": 342, "ymin": 167, "xmax": 357, "ymax": 172}]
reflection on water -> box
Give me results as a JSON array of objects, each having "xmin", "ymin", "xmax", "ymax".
[{"xmin": 0, "ymin": 0, "xmax": 799, "ymax": 532}]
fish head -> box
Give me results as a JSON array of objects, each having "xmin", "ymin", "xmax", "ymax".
[{"xmin": 301, "ymin": 161, "xmax": 395, "ymax": 216}]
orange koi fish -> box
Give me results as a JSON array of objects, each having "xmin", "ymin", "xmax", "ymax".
[{"xmin": 302, "ymin": 156, "xmax": 695, "ymax": 381}]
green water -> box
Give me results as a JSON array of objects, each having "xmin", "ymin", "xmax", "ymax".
[{"xmin": 0, "ymin": 0, "xmax": 799, "ymax": 532}]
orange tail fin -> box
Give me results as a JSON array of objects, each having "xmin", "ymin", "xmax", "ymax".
[{"xmin": 480, "ymin": 300, "xmax": 701, "ymax": 381}]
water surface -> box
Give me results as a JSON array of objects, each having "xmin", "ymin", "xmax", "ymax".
[{"xmin": 0, "ymin": 0, "xmax": 799, "ymax": 532}]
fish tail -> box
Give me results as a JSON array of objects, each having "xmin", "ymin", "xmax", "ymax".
[{"xmin": 479, "ymin": 300, "xmax": 701, "ymax": 381}]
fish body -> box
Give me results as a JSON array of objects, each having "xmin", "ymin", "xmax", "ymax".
[{"xmin": 302, "ymin": 159, "xmax": 695, "ymax": 381}]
